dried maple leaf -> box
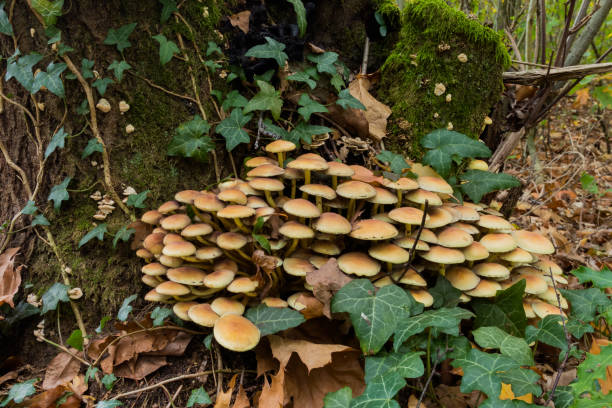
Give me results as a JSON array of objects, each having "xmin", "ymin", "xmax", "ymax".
[
  {"xmin": 228, "ymin": 10, "xmax": 250, "ymax": 34},
  {"xmin": 42, "ymin": 350, "xmax": 82, "ymax": 390},
  {"xmin": 295, "ymin": 293, "xmax": 325, "ymax": 320},
  {"xmin": 348, "ymin": 77, "xmax": 392, "ymax": 141},
  {"xmin": 259, "ymin": 370, "xmax": 285, "ymax": 408},
  {"xmin": 0, "ymin": 247, "xmax": 22, "ymax": 308},
  {"xmin": 232, "ymin": 384, "xmax": 251, "ymax": 408},
  {"xmin": 305, "ymin": 258, "xmax": 352, "ymax": 318},
  {"xmin": 589, "ymin": 338, "xmax": 612, "ymax": 394},
  {"xmin": 572, "ymin": 88, "xmax": 590, "ymax": 108},
  {"xmin": 215, "ymin": 374, "xmax": 239, "ymax": 408}
]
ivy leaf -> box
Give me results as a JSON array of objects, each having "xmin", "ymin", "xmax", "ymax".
[
  {"xmin": 573, "ymin": 344, "xmax": 612, "ymax": 397},
  {"xmin": 336, "ymin": 89, "xmax": 365, "ymax": 110},
  {"xmin": 460, "ymin": 170, "xmax": 521, "ymax": 204},
  {"xmin": 244, "ymin": 36, "xmax": 288, "ymax": 66},
  {"xmin": 82, "ymin": 138, "xmax": 103, "ymax": 158},
  {"xmin": 206, "ymin": 41, "xmax": 223, "ymax": 57},
  {"xmin": 41, "ymin": 282, "xmax": 69, "ymax": 314},
  {"xmin": 104, "ymin": 23, "xmax": 137, "ymax": 52},
  {"xmin": 287, "ymin": 71, "xmax": 316, "ymax": 89},
  {"xmin": 79, "ymin": 224, "xmax": 108, "ymax": 248},
  {"xmin": 473, "ymin": 326, "xmax": 533, "ymax": 366},
  {"xmin": 376, "ymin": 150, "xmax": 410, "ymax": 175},
  {"xmin": 107, "ymin": 60, "xmax": 131, "ymax": 82},
  {"xmin": 151, "ymin": 306, "xmax": 173, "ymax": 326},
  {"xmin": 350, "ymin": 371, "xmax": 404, "ymax": 408},
  {"xmin": 153, "ymin": 34, "xmax": 180, "ymax": 65},
  {"xmin": 393, "ymin": 307, "xmax": 474, "ymax": 351},
  {"xmin": 66, "ymin": 329, "xmax": 84, "ymax": 351},
  {"xmin": 47, "ymin": 177, "xmax": 71, "ymax": 210},
  {"xmin": 288, "ymin": 122, "xmax": 331, "ymax": 145},
  {"xmin": 245, "ymin": 304, "xmax": 305, "ymax": 336},
  {"xmin": 252, "ymin": 234, "xmax": 271, "ymax": 253},
  {"xmin": 101, "ymin": 373, "xmax": 117, "ymax": 390},
  {"xmin": 429, "ymin": 275, "xmax": 461, "ymax": 308},
  {"xmin": 81, "ymin": 58, "xmax": 95, "ymax": 79},
  {"xmin": 84, "ymin": 366, "xmax": 99, "ymax": 384},
  {"xmin": 216, "ymin": 108, "xmax": 252, "ymax": 151},
  {"xmin": 565, "ymin": 317, "xmax": 595, "ymax": 339},
  {"xmin": 330, "ymin": 74, "xmax": 345, "ymax": 93},
  {"xmin": 5, "ymin": 50, "xmax": 43, "ymax": 93},
  {"xmin": 262, "ymin": 119, "xmax": 291, "ymax": 140},
  {"xmin": 167, "ymin": 115, "xmax": 214, "ymax": 162},
  {"xmin": 112, "ymin": 225, "xmax": 135, "ymax": 248},
  {"xmin": 187, "ymin": 387, "xmax": 212, "ymax": 407},
  {"xmin": 472, "ymin": 279, "xmax": 526, "ymax": 337},
  {"xmin": 560, "ymin": 288, "xmax": 611, "ymax": 322},
  {"xmin": 204, "ymin": 60, "xmax": 221, "ymax": 71},
  {"xmin": 58, "ymin": 43, "xmax": 74, "ymax": 56},
  {"xmin": 286, "ymin": 0, "xmax": 307, "ymax": 36},
  {"xmin": 92, "ymin": 78, "xmax": 114, "ymax": 95},
  {"xmin": 323, "ymin": 386, "xmax": 352, "ymax": 408},
  {"xmin": 498, "ymin": 367, "xmax": 542, "ymax": 397},
  {"xmin": 32, "ymin": 214, "xmax": 50, "ymax": 226},
  {"xmin": 126, "ymin": 190, "xmax": 149, "ymax": 208},
  {"xmin": 332, "ymin": 279, "xmax": 415, "ymax": 354},
  {"xmin": 364, "ymin": 351, "xmax": 424, "ymax": 383},
  {"xmin": 244, "ymin": 80, "xmax": 283, "ymax": 120},
  {"xmin": 222, "ymin": 90, "xmax": 248, "ymax": 111},
  {"xmin": 580, "ymin": 172, "xmax": 599, "ymax": 195},
  {"xmin": 0, "ymin": 2, "xmax": 13, "ymax": 35},
  {"xmin": 76, "ymin": 99, "xmax": 89, "ymax": 115},
  {"xmin": 307, "ymin": 51, "xmax": 339, "ymax": 75},
  {"xmin": 45, "ymin": 25, "xmax": 61, "ymax": 43},
  {"xmin": 117, "ymin": 294, "xmax": 138, "ymax": 321},
  {"xmin": 452, "ymin": 349, "xmax": 519, "ymax": 398},
  {"xmin": 297, "ymin": 93, "xmax": 328, "ymax": 121},
  {"xmin": 45, "ymin": 127, "xmax": 68, "ymax": 159},
  {"xmin": 33, "ymin": 61, "xmax": 67, "ymax": 98},
  {"xmin": 525, "ymin": 314, "xmax": 567, "ymax": 351},
  {"xmin": 96, "ymin": 316, "xmax": 111, "ymax": 333},
  {"xmin": 203, "ymin": 334, "xmax": 213, "ymax": 350},
  {"xmin": 30, "ymin": 0, "xmax": 63, "ymax": 26},
  {"xmin": 96, "ymin": 401, "xmax": 122, "ymax": 408},
  {"xmin": 570, "ymin": 265, "xmax": 612, "ymax": 290},
  {"xmin": 1, "ymin": 378, "xmax": 37, "ymax": 405},
  {"xmin": 254, "ymin": 69, "xmax": 275, "ymax": 82},
  {"xmin": 421, "ymin": 129, "xmax": 491, "ymax": 178},
  {"xmin": 158, "ymin": 0, "xmax": 177, "ymax": 23},
  {"xmin": 22, "ymin": 200, "xmax": 38, "ymax": 215}
]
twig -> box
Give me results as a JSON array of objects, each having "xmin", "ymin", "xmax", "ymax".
[
  {"xmin": 38, "ymin": 336, "xmax": 91, "ymax": 366},
  {"xmin": 164, "ymin": 384, "xmax": 182, "ymax": 408},
  {"xmin": 214, "ymin": 343, "xmax": 224, "ymax": 397},
  {"xmin": 416, "ymin": 350, "xmax": 440, "ymax": 408},
  {"xmin": 127, "ymin": 71, "xmax": 198, "ymax": 104},
  {"xmin": 361, "ymin": 36, "xmax": 370, "ymax": 75}
]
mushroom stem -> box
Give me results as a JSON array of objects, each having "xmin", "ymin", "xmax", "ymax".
[
  {"xmin": 405, "ymin": 224, "xmax": 412, "ymax": 236},
  {"xmin": 316, "ymin": 196, "xmax": 322, "ymax": 212},
  {"xmin": 222, "ymin": 250, "xmax": 250, "ymax": 267},
  {"xmin": 173, "ymin": 294, "xmax": 199, "ymax": 301},
  {"xmin": 277, "ymin": 152, "xmax": 285, "ymax": 168},
  {"xmin": 235, "ymin": 248, "xmax": 252, "ymax": 261},
  {"xmin": 234, "ymin": 218, "xmax": 250, "ymax": 234},
  {"xmin": 304, "ymin": 170, "xmax": 311, "ymax": 186},
  {"xmin": 291, "ymin": 179, "xmax": 296, "ymax": 199},
  {"xmin": 347, "ymin": 199, "xmax": 356, "ymax": 220},
  {"xmin": 332, "ymin": 175, "xmax": 338, "ymax": 190},
  {"xmin": 372, "ymin": 203, "xmax": 379, "ymax": 215},
  {"xmin": 387, "ymin": 262, "xmax": 393, "ymax": 274},
  {"xmin": 182, "ymin": 256, "xmax": 201, "ymax": 263},
  {"xmin": 265, "ymin": 191, "xmax": 276, "ymax": 207},
  {"xmin": 190, "ymin": 287, "xmax": 223, "ymax": 297},
  {"xmin": 196, "ymin": 236, "xmax": 212, "ymax": 245},
  {"xmin": 439, "ymin": 264, "xmax": 446, "ymax": 276},
  {"xmin": 396, "ymin": 190, "xmax": 402, "ymax": 208},
  {"xmin": 285, "ymin": 239, "xmax": 299, "ymax": 257}
]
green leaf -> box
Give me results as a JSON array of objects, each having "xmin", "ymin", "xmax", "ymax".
[
  {"xmin": 286, "ymin": 0, "xmax": 307, "ymax": 36},
  {"xmin": 573, "ymin": 394, "xmax": 612, "ymax": 408},
  {"xmin": 167, "ymin": 115, "xmax": 214, "ymax": 162},
  {"xmin": 32, "ymin": 214, "xmax": 50, "ymax": 226},
  {"xmin": 33, "ymin": 61, "xmax": 67, "ymax": 98},
  {"xmin": 553, "ymin": 386, "xmax": 574, "ymax": 408},
  {"xmin": 297, "ymin": 93, "xmax": 328, "ymax": 121},
  {"xmin": 593, "ymin": 85, "xmax": 612, "ymax": 109},
  {"xmin": 153, "ymin": 34, "xmax": 180, "ymax": 65},
  {"xmin": 112, "ymin": 225, "xmax": 135, "ymax": 248},
  {"xmin": 565, "ymin": 317, "xmax": 594, "ymax": 338},
  {"xmin": 350, "ymin": 371, "xmax": 404, "ymax": 408},
  {"xmin": 158, "ymin": 0, "xmax": 177, "ymax": 23},
  {"xmin": 45, "ymin": 127, "xmax": 68, "ymax": 159},
  {"xmin": 323, "ymin": 387, "xmax": 352, "ymax": 408},
  {"xmin": 364, "ymin": 351, "xmax": 424, "ymax": 383},
  {"xmin": 96, "ymin": 316, "xmax": 111, "ymax": 333},
  {"xmin": 560, "ymin": 288, "xmax": 610, "ymax": 322},
  {"xmin": 205, "ymin": 59, "xmax": 222, "ymax": 71},
  {"xmin": 187, "ymin": 387, "xmax": 212, "ymax": 407},
  {"xmin": 472, "ymin": 279, "xmax": 526, "ymax": 337},
  {"xmin": 66, "ymin": 329, "xmax": 84, "ymax": 351},
  {"xmin": 252, "ymin": 233, "xmax": 271, "ymax": 253},
  {"xmin": 452, "ymin": 349, "xmax": 519, "ymax": 398},
  {"xmin": 429, "ymin": 275, "xmax": 461, "ymax": 308},
  {"xmin": 245, "ymin": 304, "xmax": 305, "ymax": 336},
  {"xmin": 393, "ymin": 307, "xmax": 474, "ymax": 350},
  {"xmin": 92, "ymin": 78, "xmax": 114, "ymax": 95},
  {"xmin": 57, "ymin": 43, "xmax": 74, "ymax": 56},
  {"xmin": 376, "ymin": 150, "xmax": 410, "ymax": 175},
  {"xmin": 330, "ymin": 74, "xmax": 345, "ymax": 93},
  {"xmin": 573, "ymin": 344, "xmax": 612, "ymax": 397},
  {"xmin": 30, "ymin": 0, "xmax": 63, "ymax": 26},
  {"xmin": 288, "ymin": 122, "xmax": 331, "ymax": 145},
  {"xmin": 5, "ymin": 51, "xmax": 43, "ymax": 93},
  {"xmin": 525, "ymin": 314, "xmax": 567, "ymax": 351},
  {"xmin": 307, "ymin": 52, "xmax": 339, "ymax": 75},
  {"xmin": 4, "ymin": 300, "xmax": 39, "ymax": 325},
  {"xmin": 336, "ymin": 89, "xmax": 365, "ymax": 110},
  {"xmin": 288, "ymin": 71, "xmax": 316, "ymax": 89},
  {"xmin": 206, "ymin": 41, "xmax": 223, "ymax": 57},
  {"xmin": 107, "ymin": 60, "xmax": 131, "ymax": 82},
  {"xmin": 104, "ymin": 23, "xmax": 137, "ymax": 52},
  {"xmin": 41, "ymin": 282, "xmax": 69, "ymax": 314},
  {"xmin": 1, "ymin": 378, "xmax": 37, "ymax": 406},
  {"xmin": 85, "ymin": 366, "xmax": 99, "ymax": 383},
  {"xmin": 126, "ymin": 190, "xmax": 149, "ymax": 208},
  {"xmin": 332, "ymin": 279, "xmax": 415, "ymax": 354},
  {"xmin": 101, "ymin": 373, "xmax": 117, "ymax": 390},
  {"xmin": 82, "ymin": 138, "xmax": 103, "ymax": 158},
  {"xmin": 245, "ymin": 37, "xmax": 288, "ymax": 66},
  {"xmin": 22, "ymin": 200, "xmax": 38, "ymax": 215},
  {"xmin": 254, "ymin": 69, "xmax": 275, "ymax": 83},
  {"xmin": 244, "ymin": 80, "xmax": 283, "ymax": 120},
  {"xmin": 216, "ymin": 108, "xmax": 252, "ymax": 151},
  {"xmin": 79, "ymin": 223, "xmax": 107, "ymax": 248},
  {"xmin": 203, "ymin": 333, "xmax": 213, "ymax": 350},
  {"xmin": 460, "ymin": 170, "xmax": 521, "ymax": 203},
  {"xmin": 47, "ymin": 177, "xmax": 71, "ymax": 210},
  {"xmin": 76, "ymin": 99, "xmax": 89, "ymax": 115},
  {"xmin": 151, "ymin": 306, "xmax": 173, "ymax": 326},
  {"xmin": 478, "ymin": 398, "xmax": 534, "ymax": 408},
  {"xmin": 0, "ymin": 2, "xmax": 13, "ymax": 35},
  {"xmin": 472, "ymin": 326, "xmax": 533, "ymax": 366},
  {"xmin": 45, "ymin": 25, "xmax": 61, "ymax": 43},
  {"xmin": 580, "ymin": 172, "xmax": 599, "ymax": 195},
  {"xmin": 117, "ymin": 294, "xmax": 138, "ymax": 321},
  {"xmin": 96, "ymin": 401, "xmax": 122, "ymax": 408},
  {"xmin": 81, "ymin": 58, "xmax": 95, "ymax": 79},
  {"xmin": 421, "ymin": 129, "xmax": 492, "ymax": 178},
  {"xmin": 571, "ymin": 265, "xmax": 612, "ymax": 290},
  {"xmin": 222, "ymin": 90, "xmax": 248, "ymax": 111},
  {"xmin": 498, "ymin": 367, "xmax": 542, "ymax": 397}
]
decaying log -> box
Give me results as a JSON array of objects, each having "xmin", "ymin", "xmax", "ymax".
[{"xmin": 502, "ymin": 62, "xmax": 612, "ymax": 85}]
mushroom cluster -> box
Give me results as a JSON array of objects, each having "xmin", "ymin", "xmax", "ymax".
[{"xmin": 135, "ymin": 140, "xmax": 566, "ymax": 351}]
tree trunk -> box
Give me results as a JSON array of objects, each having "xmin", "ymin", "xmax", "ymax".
[{"xmin": 565, "ymin": 0, "xmax": 612, "ymax": 66}]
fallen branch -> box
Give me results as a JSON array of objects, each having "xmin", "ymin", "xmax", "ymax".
[{"xmin": 502, "ymin": 62, "xmax": 612, "ymax": 85}]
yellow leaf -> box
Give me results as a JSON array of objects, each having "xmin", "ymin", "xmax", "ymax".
[
  {"xmin": 500, "ymin": 383, "xmax": 533, "ymax": 403},
  {"xmin": 589, "ymin": 338, "xmax": 612, "ymax": 395}
]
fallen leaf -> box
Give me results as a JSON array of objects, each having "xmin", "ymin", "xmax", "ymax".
[
  {"xmin": 572, "ymin": 88, "xmax": 590, "ymax": 108},
  {"xmin": 229, "ymin": 11, "xmax": 250, "ymax": 34},
  {"xmin": 435, "ymin": 384, "xmax": 469, "ymax": 408},
  {"xmin": 515, "ymin": 85, "xmax": 536, "ymax": 102},
  {"xmin": 0, "ymin": 247, "xmax": 22, "ymax": 308},
  {"xmin": 114, "ymin": 355, "xmax": 167, "ymax": 380},
  {"xmin": 348, "ymin": 77, "xmax": 391, "ymax": 140},
  {"xmin": 499, "ymin": 382, "xmax": 533, "ymax": 403},
  {"xmin": 307, "ymin": 43, "xmax": 325, "ymax": 54},
  {"xmin": 128, "ymin": 221, "xmax": 151, "ymax": 251},
  {"xmin": 326, "ymin": 103, "xmax": 370, "ymax": 141},
  {"xmin": 43, "ymin": 350, "xmax": 81, "ymax": 390},
  {"xmin": 0, "ymin": 370, "xmax": 18, "ymax": 387},
  {"xmin": 295, "ymin": 293, "xmax": 325, "ymax": 320},
  {"xmin": 305, "ymin": 258, "xmax": 352, "ymax": 318},
  {"xmin": 25, "ymin": 385, "xmax": 65, "ymax": 408},
  {"xmin": 259, "ymin": 370, "xmax": 285, "ymax": 408},
  {"xmin": 408, "ymin": 394, "xmax": 426, "ymax": 408},
  {"xmin": 590, "ymin": 338, "xmax": 612, "ymax": 394},
  {"xmin": 215, "ymin": 374, "xmax": 238, "ymax": 408},
  {"xmin": 68, "ymin": 374, "xmax": 88, "ymax": 397},
  {"xmin": 256, "ymin": 340, "xmax": 279, "ymax": 377},
  {"xmin": 232, "ymin": 384, "xmax": 251, "ymax": 408}
]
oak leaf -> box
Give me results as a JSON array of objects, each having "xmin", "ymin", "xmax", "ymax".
[
  {"xmin": 348, "ymin": 77, "xmax": 391, "ymax": 140},
  {"xmin": 229, "ymin": 11, "xmax": 250, "ymax": 34},
  {"xmin": 43, "ymin": 350, "xmax": 81, "ymax": 390},
  {"xmin": 305, "ymin": 258, "xmax": 352, "ymax": 318},
  {"xmin": 0, "ymin": 247, "xmax": 22, "ymax": 308}
]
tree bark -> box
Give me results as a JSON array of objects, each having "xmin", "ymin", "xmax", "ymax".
[{"xmin": 565, "ymin": 0, "xmax": 612, "ymax": 66}]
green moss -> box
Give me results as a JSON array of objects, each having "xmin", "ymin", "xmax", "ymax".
[{"xmin": 378, "ymin": 0, "xmax": 510, "ymax": 157}]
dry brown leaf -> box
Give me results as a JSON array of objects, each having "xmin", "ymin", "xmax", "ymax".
[
  {"xmin": 0, "ymin": 247, "xmax": 22, "ymax": 308},
  {"xmin": 515, "ymin": 85, "xmax": 536, "ymax": 102},
  {"xmin": 573, "ymin": 88, "xmax": 590, "ymax": 108},
  {"xmin": 256, "ymin": 340, "xmax": 279, "ymax": 377},
  {"xmin": 307, "ymin": 43, "xmax": 325, "ymax": 54},
  {"xmin": 68, "ymin": 374, "xmax": 88, "ymax": 397},
  {"xmin": 25, "ymin": 385, "xmax": 65, "ymax": 408},
  {"xmin": 232, "ymin": 384, "xmax": 251, "ymax": 408},
  {"xmin": 305, "ymin": 258, "xmax": 352, "ymax": 318},
  {"xmin": 348, "ymin": 77, "xmax": 391, "ymax": 141},
  {"xmin": 408, "ymin": 394, "xmax": 426, "ymax": 408},
  {"xmin": 253, "ymin": 250, "xmax": 279, "ymax": 272},
  {"xmin": 215, "ymin": 374, "xmax": 239, "ymax": 408},
  {"xmin": 259, "ymin": 370, "xmax": 285, "ymax": 408},
  {"xmin": 229, "ymin": 11, "xmax": 251, "ymax": 34},
  {"xmin": 128, "ymin": 221, "xmax": 151, "ymax": 251},
  {"xmin": 42, "ymin": 350, "xmax": 81, "ymax": 390},
  {"xmin": 435, "ymin": 384, "xmax": 468, "ymax": 408},
  {"xmin": 326, "ymin": 103, "xmax": 370, "ymax": 140},
  {"xmin": 268, "ymin": 335, "xmax": 354, "ymax": 372},
  {"xmin": 295, "ymin": 293, "xmax": 324, "ymax": 320},
  {"xmin": 0, "ymin": 370, "xmax": 18, "ymax": 387},
  {"xmin": 114, "ymin": 355, "xmax": 167, "ymax": 380}
]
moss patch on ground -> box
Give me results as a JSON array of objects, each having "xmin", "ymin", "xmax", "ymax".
[{"xmin": 378, "ymin": 0, "xmax": 510, "ymax": 158}]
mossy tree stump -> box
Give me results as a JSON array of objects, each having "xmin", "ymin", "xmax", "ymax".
[{"xmin": 379, "ymin": 0, "xmax": 510, "ymax": 157}]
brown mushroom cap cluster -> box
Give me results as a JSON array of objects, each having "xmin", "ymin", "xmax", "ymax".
[{"xmin": 135, "ymin": 140, "xmax": 565, "ymax": 351}]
